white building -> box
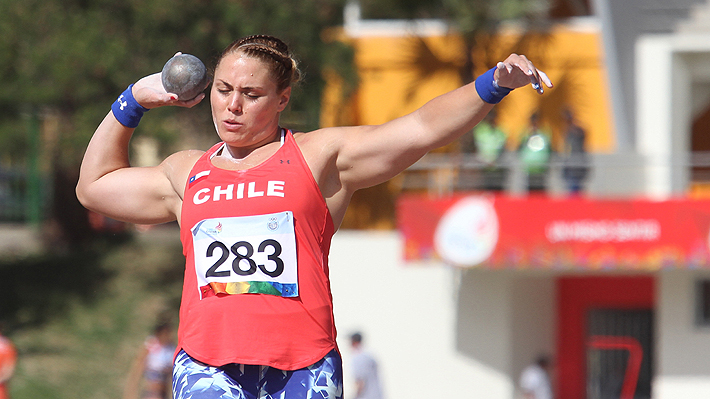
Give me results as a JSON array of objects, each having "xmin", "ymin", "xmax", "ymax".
[{"xmin": 330, "ymin": 2, "xmax": 710, "ymax": 398}]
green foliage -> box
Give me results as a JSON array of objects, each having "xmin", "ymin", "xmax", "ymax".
[
  {"xmin": 357, "ymin": 0, "xmax": 552, "ymax": 30},
  {"xmin": 0, "ymin": 0, "xmax": 553, "ymax": 167},
  {"xmin": 3, "ymin": 233, "xmax": 185, "ymax": 399},
  {"xmin": 442, "ymin": 0, "xmax": 552, "ymax": 31},
  {"xmin": 355, "ymin": 0, "xmax": 553, "ymax": 86},
  {"xmin": 359, "ymin": 0, "xmax": 447, "ymax": 19},
  {"xmin": 0, "ymin": 0, "xmax": 350, "ymax": 166}
]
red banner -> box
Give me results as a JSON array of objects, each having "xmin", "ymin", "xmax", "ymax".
[{"xmin": 397, "ymin": 194, "xmax": 710, "ymax": 269}]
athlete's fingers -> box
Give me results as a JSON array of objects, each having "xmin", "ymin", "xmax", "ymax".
[
  {"xmin": 527, "ymin": 67, "xmax": 553, "ymax": 94},
  {"xmin": 495, "ymin": 54, "xmax": 553, "ymax": 94},
  {"xmin": 494, "ymin": 61, "xmax": 512, "ymax": 84},
  {"xmin": 496, "ymin": 61, "xmax": 509, "ymax": 75},
  {"xmin": 510, "ymin": 54, "xmax": 541, "ymax": 93},
  {"xmin": 520, "ymin": 55, "xmax": 553, "ymax": 91},
  {"xmin": 518, "ymin": 55, "xmax": 541, "ymax": 92},
  {"xmin": 537, "ymin": 70, "xmax": 553, "ymax": 88},
  {"xmin": 159, "ymin": 91, "xmax": 206, "ymax": 108},
  {"xmin": 529, "ymin": 70, "xmax": 543, "ymax": 94},
  {"xmin": 133, "ymin": 71, "xmax": 207, "ymax": 109},
  {"xmin": 177, "ymin": 92, "xmax": 206, "ymax": 108}
]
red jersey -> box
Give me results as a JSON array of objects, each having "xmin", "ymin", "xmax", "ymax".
[{"xmin": 178, "ymin": 130, "xmax": 337, "ymax": 370}]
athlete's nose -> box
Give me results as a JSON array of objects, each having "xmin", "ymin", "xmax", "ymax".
[{"xmin": 227, "ymin": 94, "xmax": 243, "ymax": 114}]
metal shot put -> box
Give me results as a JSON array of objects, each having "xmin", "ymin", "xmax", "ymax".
[{"xmin": 161, "ymin": 54, "xmax": 210, "ymax": 101}]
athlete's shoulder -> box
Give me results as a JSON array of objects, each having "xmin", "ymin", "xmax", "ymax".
[
  {"xmin": 161, "ymin": 150, "xmax": 206, "ymax": 195},
  {"xmin": 163, "ymin": 150, "xmax": 205, "ymax": 170},
  {"xmin": 292, "ymin": 126, "xmax": 359, "ymax": 150}
]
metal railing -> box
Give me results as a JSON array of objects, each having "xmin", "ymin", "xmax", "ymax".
[{"xmin": 401, "ymin": 151, "xmax": 710, "ymax": 196}]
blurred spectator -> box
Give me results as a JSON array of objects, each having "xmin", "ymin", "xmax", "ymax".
[
  {"xmin": 0, "ymin": 324, "xmax": 17, "ymax": 399},
  {"xmin": 124, "ymin": 321, "xmax": 176, "ymax": 399},
  {"xmin": 472, "ymin": 109, "xmax": 509, "ymax": 191},
  {"xmin": 520, "ymin": 355, "xmax": 553, "ymax": 399},
  {"xmin": 350, "ymin": 332, "xmax": 384, "ymax": 399},
  {"xmin": 518, "ymin": 113, "xmax": 552, "ymax": 192},
  {"xmin": 561, "ymin": 109, "xmax": 589, "ymax": 194}
]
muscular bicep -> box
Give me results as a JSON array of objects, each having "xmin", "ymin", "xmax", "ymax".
[
  {"xmin": 334, "ymin": 116, "xmax": 436, "ymax": 190},
  {"xmin": 77, "ymin": 165, "xmax": 181, "ymax": 225},
  {"xmin": 335, "ymin": 84, "xmax": 492, "ymax": 190},
  {"xmin": 76, "ymin": 150, "xmax": 202, "ymax": 225}
]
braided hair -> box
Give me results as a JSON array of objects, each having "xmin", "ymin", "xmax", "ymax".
[{"xmin": 217, "ymin": 35, "xmax": 301, "ymax": 92}]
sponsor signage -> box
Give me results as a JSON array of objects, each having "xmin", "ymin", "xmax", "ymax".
[{"xmin": 397, "ymin": 194, "xmax": 710, "ymax": 269}]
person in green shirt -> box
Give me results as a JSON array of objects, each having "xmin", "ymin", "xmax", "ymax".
[
  {"xmin": 518, "ymin": 112, "xmax": 552, "ymax": 192},
  {"xmin": 473, "ymin": 109, "xmax": 508, "ymax": 191}
]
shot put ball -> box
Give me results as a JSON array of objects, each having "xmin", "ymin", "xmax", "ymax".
[{"xmin": 161, "ymin": 54, "xmax": 209, "ymax": 101}]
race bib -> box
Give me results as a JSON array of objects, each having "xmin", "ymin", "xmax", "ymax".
[{"xmin": 191, "ymin": 211, "xmax": 298, "ymax": 299}]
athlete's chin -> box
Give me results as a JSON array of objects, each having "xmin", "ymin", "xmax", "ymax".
[{"xmin": 218, "ymin": 126, "xmax": 250, "ymax": 141}]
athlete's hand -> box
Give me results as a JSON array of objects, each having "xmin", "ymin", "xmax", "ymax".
[
  {"xmin": 132, "ymin": 72, "xmax": 206, "ymax": 109},
  {"xmin": 494, "ymin": 53, "xmax": 553, "ymax": 94}
]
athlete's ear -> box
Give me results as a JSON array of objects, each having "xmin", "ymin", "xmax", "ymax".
[{"xmin": 277, "ymin": 87, "xmax": 291, "ymax": 112}]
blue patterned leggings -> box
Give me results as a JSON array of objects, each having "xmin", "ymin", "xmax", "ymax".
[{"xmin": 172, "ymin": 349, "xmax": 343, "ymax": 399}]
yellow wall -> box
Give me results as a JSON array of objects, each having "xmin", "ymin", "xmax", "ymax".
[
  {"xmin": 479, "ymin": 24, "xmax": 615, "ymax": 153},
  {"xmin": 320, "ymin": 22, "xmax": 615, "ymax": 229},
  {"xmin": 321, "ymin": 23, "xmax": 615, "ymax": 153}
]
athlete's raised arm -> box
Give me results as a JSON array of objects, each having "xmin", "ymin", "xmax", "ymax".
[
  {"xmin": 331, "ymin": 54, "xmax": 552, "ymax": 192},
  {"xmin": 76, "ymin": 73, "xmax": 206, "ymax": 225}
]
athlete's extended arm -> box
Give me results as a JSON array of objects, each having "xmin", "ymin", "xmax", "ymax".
[
  {"xmin": 76, "ymin": 73, "xmax": 205, "ymax": 225},
  {"xmin": 334, "ymin": 54, "xmax": 552, "ymax": 191}
]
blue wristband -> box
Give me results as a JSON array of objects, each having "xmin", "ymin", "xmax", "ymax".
[
  {"xmin": 111, "ymin": 84, "xmax": 149, "ymax": 128},
  {"xmin": 475, "ymin": 67, "xmax": 512, "ymax": 104}
]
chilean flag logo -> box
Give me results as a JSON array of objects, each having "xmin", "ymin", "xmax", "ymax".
[{"xmin": 188, "ymin": 170, "xmax": 210, "ymax": 187}]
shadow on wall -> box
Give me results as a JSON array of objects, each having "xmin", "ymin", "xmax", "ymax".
[
  {"xmin": 454, "ymin": 270, "xmax": 556, "ymax": 383},
  {"xmin": 454, "ymin": 269, "xmax": 510, "ymax": 373}
]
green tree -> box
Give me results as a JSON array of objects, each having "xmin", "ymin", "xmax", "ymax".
[
  {"xmin": 337, "ymin": 0, "xmax": 562, "ymax": 228},
  {"xmin": 358, "ymin": 0, "xmax": 556, "ymax": 82},
  {"xmin": 0, "ymin": 0, "xmax": 353, "ymax": 163},
  {"xmin": 0, "ymin": 0, "xmax": 353, "ymax": 243}
]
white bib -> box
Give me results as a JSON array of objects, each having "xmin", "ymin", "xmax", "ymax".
[{"xmin": 191, "ymin": 211, "xmax": 298, "ymax": 298}]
